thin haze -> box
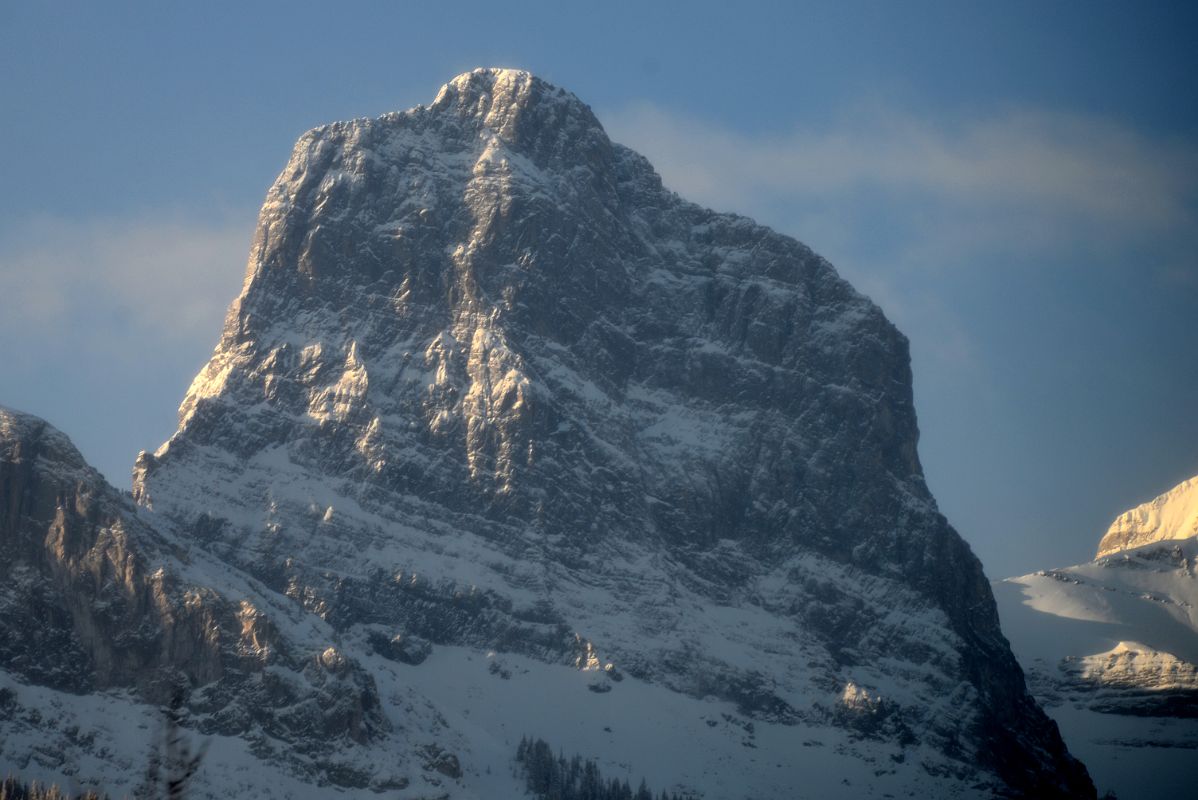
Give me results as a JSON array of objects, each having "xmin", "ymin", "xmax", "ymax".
[{"xmin": 0, "ymin": 1, "xmax": 1195, "ymax": 578}]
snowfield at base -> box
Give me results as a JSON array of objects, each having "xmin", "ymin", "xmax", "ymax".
[
  {"xmin": 367, "ymin": 646, "xmax": 980, "ymax": 800},
  {"xmin": 0, "ymin": 675, "xmax": 324, "ymax": 800},
  {"xmin": 1, "ymin": 645, "xmax": 980, "ymax": 800}
]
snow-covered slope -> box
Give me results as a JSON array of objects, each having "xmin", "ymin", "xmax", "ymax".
[
  {"xmin": 0, "ymin": 407, "xmax": 1058, "ymax": 799},
  {"xmin": 996, "ymin": 477, "xmax": 1198, "ymax": 799},
  {"xmin": 1097, "ymin": 475, "xmax": 1198, "ymax": 557},
  {"xmin": 2, "ymin": 69, "xmax": 1091, "ymax": 798}
]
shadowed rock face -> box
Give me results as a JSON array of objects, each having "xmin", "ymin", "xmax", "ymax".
[
  {"xmin": 0, "ymin": 408, "xmax": 215, "ymax": 696},
  {"xmin": 5, "ymin": 69, "xmax": 1092, "ymax": 797}
]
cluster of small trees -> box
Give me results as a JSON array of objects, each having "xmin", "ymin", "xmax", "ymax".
[
  {"xmin": 515, "ymin": 736, "xmax": 686, "ymax": 800},
  {"xmin": 0, "ymin": 777, "xmax": 107, "ymax": 800}
]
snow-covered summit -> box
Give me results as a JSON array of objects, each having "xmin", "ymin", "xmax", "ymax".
[
  {"xmin": 432, "ymin": 67, "xmax": 593, "ymax": 123},
  {"xmin": 1097, "ymin": 473, "xmax": 1198, "ymax": 557}
]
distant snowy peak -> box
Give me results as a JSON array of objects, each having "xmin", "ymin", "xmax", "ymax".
[
  {"xmin": 1064, "ymin": 641, "xmax": 1198, "ymax": 692},
  {"xmin": 1097, "ymin": 474, "xmax": 1198, "ymax": 557},
  {"xmin": 995, "ymin": 514, "xmax": 1198, "ymax": 798}
]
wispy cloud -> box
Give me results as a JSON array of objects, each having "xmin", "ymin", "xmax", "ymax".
[
  {"xmin": 0, "ymin": 213, "xmax": 252, "ymax": 361},
  {"xmin": 0, "ymin": 212, "xmax": 255, "ymax": 483},
  {"xmin": 603, "ymin": 103, "xmax": 1198, "ymax": 261}
]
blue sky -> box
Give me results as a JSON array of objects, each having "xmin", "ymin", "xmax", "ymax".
[{"xmin": 1, "ymin": 1, "xmax": 1195, "ymax": 578}]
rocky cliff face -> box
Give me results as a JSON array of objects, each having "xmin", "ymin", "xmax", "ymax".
[{"xmin": 2, "ymin": 69, "xmax": 1092, "ymax": 798}]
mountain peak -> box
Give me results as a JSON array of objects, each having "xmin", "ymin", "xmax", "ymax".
[
  {"xmin": 427, "ymin": 66, "xmax": 605, "ymax": 147},
  {"xmin": 434, "ymin": 67, "xmax": 575, "ymax": 111},
  {"xmin": 1096, "ymin": 473, "xmax": 1198, "ymax": 557},
  {"xmin": 126, "ymin": 70, "xmax": 1092, "ymax": 798},
  {"xmin": 436, "ymin": 67, "xmax": 541, "ymax": 101}
]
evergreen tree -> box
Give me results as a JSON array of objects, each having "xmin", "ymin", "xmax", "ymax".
[
  {"xmin": 517, "ymin": 735, "xmax": 530, "ymax": 763},
  {"xmin": 513, "ymin": 736, "xmax": 678, "ymax": 800},
  {"xmin": 0, "ymin": 778, "xmax": 108, "ymax": 800},
  {"xmin": 138, "ymin": 685, "xmax": 208, "ymax": 800}
]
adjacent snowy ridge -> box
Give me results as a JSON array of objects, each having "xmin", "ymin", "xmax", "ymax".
[{"xmin": 996, "ymin": 477, "xmax": 1198, "ymax": 799}]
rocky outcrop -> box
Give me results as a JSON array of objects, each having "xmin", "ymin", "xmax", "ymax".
[
  {"xmin": 0, "ymin": 407, "xmax": 388, "ymax": 784},
  {"xmin": 0, "ymin": 407, "xmax": 217, "ymax": 696}
]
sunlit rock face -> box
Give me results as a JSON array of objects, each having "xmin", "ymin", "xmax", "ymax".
[
  {"xmin": 3, "ymin": 70, "xmax": 1092, "ymax": 798},
  {"xmin": 1065, "ymin": 641, "xmax": 1198, "ymax": 694},
  {"xmin": 1097, "ymin": 474, "xmax": 1198, "ymax": 557}
]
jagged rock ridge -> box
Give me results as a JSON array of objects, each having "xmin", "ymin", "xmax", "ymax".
[{"xmin": 3, "ymin": 69, "xmax": 1091, "ymax": 798}]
